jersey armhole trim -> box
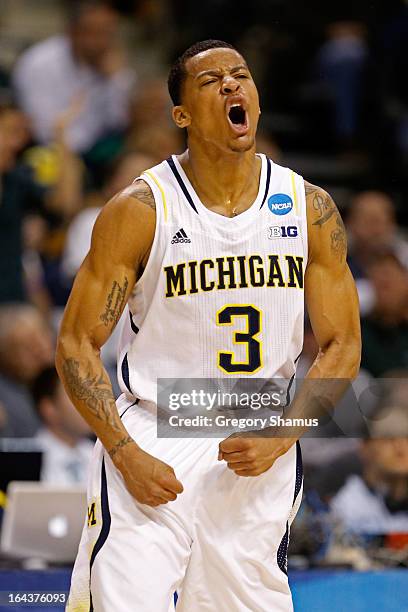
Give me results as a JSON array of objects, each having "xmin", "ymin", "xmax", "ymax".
[
  {"xmin": 259, "ymin": 157, "xmax": 272, "ymax": 209},
  {"xmin": 143, "ymin": 170, "xmax": 168, "ymax": 222},
  {"xmin": 291, "ymin": 171, "xmax": 299, "ymax": 216},
  {"xmin": 299, "ymin": 176, "xmax": 309, "ymax": 264},
  {"xmin": 166, "ymin": 157, "xmax": 199, "ymax": 214}
]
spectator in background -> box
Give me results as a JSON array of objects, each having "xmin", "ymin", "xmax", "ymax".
[
  {"xmin": 331, "ymin": 404, "xmax": 408, "ymax": 535},
  {"xmin": 380, "ymin": 2, "xmax": 408, "ymax": 159},
  {"xmin": 361, "ymin": 252, "xmax": 408, "ymax": 377},
  {"xmin": 0, "ymin": 104, "xmax": 82, "ymax": 305},
  {"xmin": 12, "ymin": 0, "xmax": 134, "ymax": 154},
  {"xmin": 347, "ymin": 191, "xmax": 408, "ymax": 276},
  {"xmin": 0, "ymin": 105, "xmax": 36, "ymax": 303},
  {"xmin": 346, "ymin": 191, "xmax": 408, "ymax": 315},
  {"xmin": 126, "ymin": 78, "xmax": 183, "ymax": 161},
  {"xmin": 61, "ymin": 151, "xmax": 156, "ymax": 281},
  {"xmin": 0, "ymin": 304, "xmax": 54, "ymax": 437},
  {"xmin": 316, "ymin": 21, "xmax": 368, "ymax": 148},
  {"xmin": 31, "ymin": 367, "xmax": 93, "ymax": 485},
  {"xmin": 0, "ymin": 67, "xmax": 9, "ymax": 100}
]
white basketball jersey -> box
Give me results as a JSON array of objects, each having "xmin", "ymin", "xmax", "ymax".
[{"xmin": 117, "ymin": 153, "xmax": 308, "ymax": 402}]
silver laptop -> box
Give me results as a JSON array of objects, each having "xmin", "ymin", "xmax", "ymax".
[{"xmin": 0, "ymin": 482, "xmax": 87, "ymax": 563}]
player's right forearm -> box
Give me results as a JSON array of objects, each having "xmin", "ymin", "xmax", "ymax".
[{"xmin": 55, "ymin": 338, "xmax": 137, "ymax": 458}]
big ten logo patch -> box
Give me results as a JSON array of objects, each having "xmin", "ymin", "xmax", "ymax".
[
  {"xmin": 268, "ymin": 225, "xmax": 298, "ymax": 239},
  {"xmin": 87, "ymin": 501, "xmax": 98, "ymax": 528}
]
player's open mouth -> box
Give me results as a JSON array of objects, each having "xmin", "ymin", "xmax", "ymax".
[{"xmin": 227, "ymin": 104, "xmax": 249, "ymax": 136}]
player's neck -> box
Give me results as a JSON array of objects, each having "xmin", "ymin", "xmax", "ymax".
[{"xmin": 178, "ymin": 145, "xmax": 260, "ymax": 217}]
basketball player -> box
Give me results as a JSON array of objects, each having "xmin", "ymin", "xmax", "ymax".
[{"xmin": 56, "ymin": 40, "xmax": 361, "ymax": 611}]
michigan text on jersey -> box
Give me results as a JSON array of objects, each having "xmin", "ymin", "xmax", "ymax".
[{"xmin": 163, "ymin": 254, "xmax": 304, "ymax": 298}]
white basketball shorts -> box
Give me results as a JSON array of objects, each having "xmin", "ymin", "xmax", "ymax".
[{"xmin": 67, "ymin": 395, "xmax": 303, "ymax": 612}]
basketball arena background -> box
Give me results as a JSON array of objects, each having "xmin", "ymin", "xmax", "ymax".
[{"xmin": 0, "ymin": 0, "xmax": 407, "ymax": 610}]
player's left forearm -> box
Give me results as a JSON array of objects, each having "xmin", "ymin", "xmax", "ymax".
[{"xmin": 272, "ymin": 335, "xmax": 361, "ymax": 444}]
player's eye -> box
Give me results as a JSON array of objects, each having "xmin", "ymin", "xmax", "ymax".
[
  {"xmin": 201, "ymin": 79, "xmax": 217, "ymax": 86},
  {"xmin": 236, "ymin": 74, "xmax": 249, "ymax": 79}
]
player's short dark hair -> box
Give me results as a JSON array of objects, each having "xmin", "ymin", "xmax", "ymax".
[
  {"xmin": 31, "ymin": 366, "xmax": 60, "ymax": 409},
  {"xmin": 168, "ymin": 39, "xmax": 236, "ymax": 106}
]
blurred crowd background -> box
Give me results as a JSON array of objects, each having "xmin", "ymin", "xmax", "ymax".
[{"xmin": 0, "ymin": 0, "xmax": 407, "ymax": 571}]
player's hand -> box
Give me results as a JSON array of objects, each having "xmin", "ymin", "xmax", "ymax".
[
  {"xmin": 111, "ymin": 442, "xmax": 184, "ymax": 506},
  {"xmin": 218, "ymin": 434, "xmax": 296, "ymax": 477}
]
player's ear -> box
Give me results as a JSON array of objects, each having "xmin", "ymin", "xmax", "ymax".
[{"xmin": 172, "ymin": 106, "xmax": 191, "ymax": 129}]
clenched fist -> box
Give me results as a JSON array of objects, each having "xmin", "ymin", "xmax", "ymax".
[
  {"xmin": 219, "ymin": 433, "xmax": 295, "ymax": 477},
  {"xmin": 112, "ymin": 441, "xmax": 184, "ymax": 507}
]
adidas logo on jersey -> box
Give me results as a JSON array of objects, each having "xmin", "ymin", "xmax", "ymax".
[{"xmin": 171, "ymin": 228, "xmax": 191, "ymax": 244}]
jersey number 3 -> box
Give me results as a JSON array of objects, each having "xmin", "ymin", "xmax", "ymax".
[{"xmin": 216, "ymin": 304, "xmax": 262, "ymax": 374}]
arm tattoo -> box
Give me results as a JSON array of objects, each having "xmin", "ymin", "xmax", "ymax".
[
  {"xmin": 306, "ymin": 182, "xmax": 347, "ymax": 262},
  {"xmin": 128, "ymin": 179, "xmax": 156, "ymax": 210},
  {"xmin": 308, "ymin": 188, "xmax": 336, "ymax": 227},
  {"xmin": 62, "ymin": 358, "xmax": 122, "ymax": 431},
  {"xmin": 330, "ymin": 214, "xmax": 347, "ymax": 262},
  {"xmin": 100, "ymin": 277, "xmax": 129, "ymax": 328},
  {"xmin": 108, "ymin": 435, "xmax": 133, "ymax": 459}
]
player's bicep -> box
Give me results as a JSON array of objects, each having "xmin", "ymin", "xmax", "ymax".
[
  {"xmin": 62, "ymin": 252, "xmax": 135, "ymax": 350},
  {"xmin": 304, "ymin": 183, "xmax": 360, "ymax": 350},
  {"xmin": 59, "ymin": 190, "xmax": 155, "ymax": 350},
  {"xmin": 305, "ymin": 259, "xmax": 360, "ymax": 352}
]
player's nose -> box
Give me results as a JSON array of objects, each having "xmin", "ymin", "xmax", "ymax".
[{"xmin": 221, "ymin": 76, "xmax": 240, "ymax": 95}]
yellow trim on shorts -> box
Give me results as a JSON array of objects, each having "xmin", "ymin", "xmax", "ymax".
[
  {"xmin": 144, "ymin": 170, "xmax": 168, "ymax": 222},
  {"xmin": 291, "ymin": 171, "xmax": 299, "ymax": 215},
  {"xmin": 66, "ymin": 601, "xmax": 89, "ymax": 612}
]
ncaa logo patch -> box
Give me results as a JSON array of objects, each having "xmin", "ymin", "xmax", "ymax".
[{"xmin": 268, "ymin": 193, "xmax": 293, "ymax": 216}]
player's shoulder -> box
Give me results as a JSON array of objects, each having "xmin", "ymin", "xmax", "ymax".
[
  {"xmin": 89, "ymin": 181, "xmax": 156, "ymax": 261},
  {"xmin": 122, "ymin": 179, "xmax": 156, "ymax": 211},
  {"xmin": 92, "ymin": 179, "xmax": 157, "ymax": 241},
  {"xmin": 303, "ymin": 180, "xmax": 347, "ymax": 264},
  {"xmin": 101, "ymin": 155, "xmax": 176, "ymax": 224},
  {"xmin": 303, "ymin": 180, "xmax": 339, "ymax": 227},
  {"xmin": 304, "ymin": 180, "xmax": 331, "ymax": 199}
]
